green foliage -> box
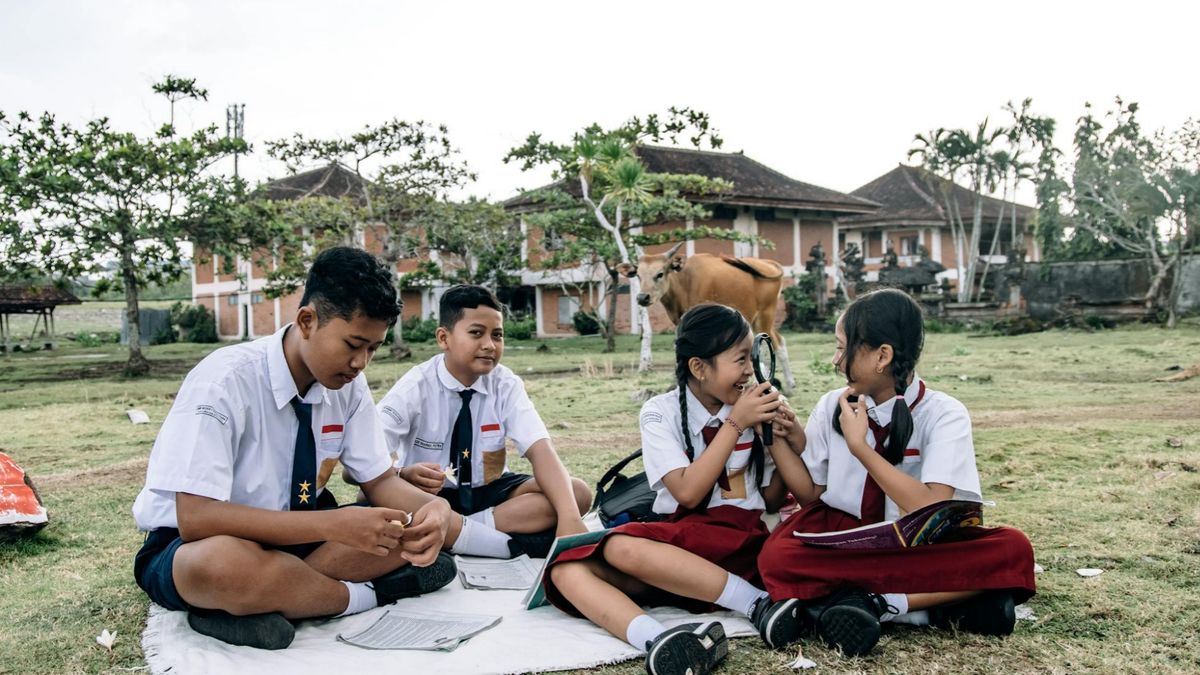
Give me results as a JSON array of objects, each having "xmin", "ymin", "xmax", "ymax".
[
  {"xmin": 169, "ymin": 302, "xmax": 218, "ymax": 343},
  {"xmin": 572, "ymin": 310, "xmax": 601, "ymax": 335},
  {"xmin": 73, "ymin": 331, "xmax": 120, "ymax": 347},
  {"xmin": 781, "ymin": 275, "xmax": 820, "ymax": 330},
  {"xmin": 504, "ymin": 317, "xmax": 535, "ymax": 340},
  {"xmin": 399, "ymin": 316, "xmax": 439, "ymax": 343}
]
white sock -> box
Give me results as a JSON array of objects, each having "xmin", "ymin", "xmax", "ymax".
[
  {"xmin": 879, "ymin": 593, "xmax": 910, "ymax": 622},
  {"xmin": 450, "ymin": 516, "xmax": 513, "ymax": 558},
  {"xmin": 625, "ymin": 613, "xmax": 667, "ymax": 651},
  {"xmin": 467, "ymin": 507, "xmax": 496, "ymax": 530},
  {"xmin": 891, "ymin": 609, "xmax": 930, "ymax": 626},
  {"xmin": 715, "ymin": 573, "xmax": 769, "ymax": 617},
  {"xmin": 335, "ymin": 580, "xmax": 378, "ymax": 617}
]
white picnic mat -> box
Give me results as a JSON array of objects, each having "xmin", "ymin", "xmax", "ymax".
[{"xmin": 141, "ymin": 565, "xmax": 755, "ymax": 675}]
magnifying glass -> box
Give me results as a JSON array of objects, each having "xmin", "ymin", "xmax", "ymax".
[{"xmin": 751, "ymin": 332, "xmax": 776, "ymax": 445}]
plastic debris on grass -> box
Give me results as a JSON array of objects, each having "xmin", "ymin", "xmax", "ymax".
[
  {"xmin": 1076, "ymin": 568, "xmax": 1104, "ymax": 577},
  {"xmin": 96, "ymin": 629, "xmax": 116, "ymax": 651},
  {"xmin": 1015, "ymin": 605, "xmax": 1038, "ymax": 622},
  {"xmin": 788, "ymin": 644, "xmax": 817, "ymax": 670},
  {"xmin": 126, "ymin": 409, "xmax": 150, "ymax": 424}
]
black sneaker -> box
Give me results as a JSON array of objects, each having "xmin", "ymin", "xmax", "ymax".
[
  {"xmin": 508, "ymin": 530, "xmax": 556, "ymax": 558},
  {"xmin": 370, "ymin": 551, "xmax": 457, "ymax": 605},
  {"xmin": 750, "ymin": 597, "xmax": 812, "ymax": 649},
  {"xmin": 930, "ymin": 591, "xmax": 1016, "ymax": 636},
  {"xmin": 186, "ymin": 609, "xmax": 295, "ymax": 650},
  {"xmin": 645, "ymin": 621, "xmax": 728, "ymax": 675},
  {"xmin": 815, "ymin": 587, "xmax": 892, "ymax": 657}
]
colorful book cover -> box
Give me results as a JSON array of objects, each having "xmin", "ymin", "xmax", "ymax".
[
  {"xmin": 523, "ymin": 528, "xmax": 611, "ymax": 610},
  {"xmin": 792, "ymin": 499, "xmax": 983, "ymax": 550}
]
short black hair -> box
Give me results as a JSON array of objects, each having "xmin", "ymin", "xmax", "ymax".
[
  {"xmin": 439, "ymin": 284, "xmax": 502, "ymax": 329},
  {"xmin": 300, "ymin": 246, "xmax": 402, "ymax": 327}
]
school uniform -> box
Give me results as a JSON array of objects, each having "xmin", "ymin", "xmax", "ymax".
[
  {"xmin": 131, "ymin": 325, "xmax": 393, "ymax": 611},
  {"xmin": 377, "ymin": 353, "xmax": 549, "ymax": 515},
  {"xmin": 544, "ymin": 387, "xmax": 775, "ymax": 616},
  {"xmin": 757, "ymin": 376, "xmax": 1036, "ymax": 603}
]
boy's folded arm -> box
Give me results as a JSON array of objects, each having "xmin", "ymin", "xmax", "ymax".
[
  {"xmin": 175, "ymin": 492, "xmax": 338, "ymax": 546},
  {"xmin": 524, "ymin": 440, "xmax": 586, "ymax": 532}
]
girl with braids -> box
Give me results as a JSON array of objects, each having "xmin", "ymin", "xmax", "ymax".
[
  {"xmin": 544, "ymin": 304, "xmax": 813, "ymax": 675},
  {"xmin": 753, "ymin": 288, "xmax": 1036, "ymax": 657}
]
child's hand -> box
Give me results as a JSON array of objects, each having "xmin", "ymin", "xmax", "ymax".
[
  {"xmin": 772, "ymin": 399, "xmax": 806, "ymax": 451},
  {"xmin": 400, "ymin": 462, "xmax": 447, "ymax": 495},
  {"xmin": 730, "ymin": 380, "xmax": 781, "ymax": 430},
  {"xmin": 400, "ymin": 498, "xmax": 452, "ymax": 566},
  {"xmin": 327, "ymin": 507, "xmax": 410, "ymax": 557},
  {"xmin": 837, "ymin": 388, "xmax": 870, "ymax": 456}
]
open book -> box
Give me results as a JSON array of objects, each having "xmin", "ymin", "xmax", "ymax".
[
  {"xmin": 792, "ymin": 499, "xmax": 983, "ymax": 550},
  {"xmin": 523, "ymin": 529, "xmax": 611, "ymax": 610}
]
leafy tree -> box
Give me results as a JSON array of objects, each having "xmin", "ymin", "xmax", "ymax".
[
  {"xmin": 263, "ymin": 120, "xmax": 473, "ymax": 357},
  {"xmin": 0, "ymin": 76, "xmax": 250, "ymax": 375},
  {"xmin": 505, "ymin": 108, "xmax": 760, "ymax": 367},
  {"xmin": 412, "ymin": 197, "xmax": 524, "ymax": 289}
]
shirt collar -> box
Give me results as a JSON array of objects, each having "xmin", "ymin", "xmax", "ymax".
[
  {"xmin": 684, "ymin": 384, "xmax": 732, "ymax": 433},
  {"xmin": 434, "ymin": 353, "xmax": 491, "ymax": 396},
  {"xmin": 268, "ymin": 323, "xmax": 329, "ymax": 410},
  {"xmin": 865, "ymin": 374, "xmax": 924, "ymax": 427}
]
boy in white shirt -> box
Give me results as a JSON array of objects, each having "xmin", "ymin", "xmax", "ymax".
[
  {"xmin": 132, "ymin": 247, "xmax": 465, "ymax": 650},
  {"xmin": 377, "ymin": 285, "xmax": 590, "ymax": 558}
]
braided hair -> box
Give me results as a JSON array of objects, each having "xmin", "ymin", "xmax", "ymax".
[
  {"xmin": 832, "ymin": 288, "xmax": 925, "ymax": 465},
  {"xmin": 674, "ymin": 304, "xmax": 765, "ymax": 495}
]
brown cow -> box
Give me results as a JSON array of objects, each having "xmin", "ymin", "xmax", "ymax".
[{"xmin": 617, "ymin": 242, "xmax": 796, "ymax": 391}]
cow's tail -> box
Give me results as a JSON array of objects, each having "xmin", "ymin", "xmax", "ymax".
[{"xmin": 721, "ymin": 255, "xmax": 783, "ymax": 280}]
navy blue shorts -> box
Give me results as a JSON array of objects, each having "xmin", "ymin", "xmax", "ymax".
[
  {"xmin": 133, "ymin": 490, "xmax": 337, "ymax": 611},
  {"xmin": 438, "ymin": 472, "xmax": 533, "ymax": 515}
]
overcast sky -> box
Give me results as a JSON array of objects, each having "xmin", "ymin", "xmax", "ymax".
[{"xmin": 3, "ymin": 0, "xmax": 1197, "ymax": 205}]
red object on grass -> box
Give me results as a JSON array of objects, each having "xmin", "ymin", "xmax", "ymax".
[{"xmin": 0, "ymin": 451, "xmax": 48, "ymax": 539}]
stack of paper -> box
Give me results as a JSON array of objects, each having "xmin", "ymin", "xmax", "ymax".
[
  {"xmin": 336, "ymin": 608, "xmax": 501, "ymax": 651},
  {"xmin": 455, "ymin": 554, "xmax": 540, "ymax": 591}
]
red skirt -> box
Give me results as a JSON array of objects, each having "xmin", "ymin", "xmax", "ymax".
[
  {"xmin": 545, "ymin": 505, "xmax": 769, "ymax": 616},
  {"xmin": 759, "ymin": 501, "xmax": 1036, "ymax": 603}
]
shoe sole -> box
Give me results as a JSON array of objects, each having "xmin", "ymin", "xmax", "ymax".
[
  {"xmin": 187, "ymin": 611, "xmax": 295, "ymax": 650},
  {"xmin": 373, "ymin": 552, "xmax": 457, "ymax": 603},
  {"xmin": 760, "ymin": 598, "xmax": 804, "ymax": 649},
  {"xmin": 934, "ymin": 592, "xmax": 1017, "ymax": 636},
  {"xmin": 818, "ymin": 605, "xmax": 881, "ymax": 657},
  {"xmin": 646, "ymin": 622, "xmax": 728, "ymax": 675}
]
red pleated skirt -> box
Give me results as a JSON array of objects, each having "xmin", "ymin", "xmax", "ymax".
[
  {"xmin": 545, "ymin": 505, "xmax": 769, "ymax": 616},
  {"xmin": 759, "ymin": 500, "xmax": 1036, "ymax": 603}
]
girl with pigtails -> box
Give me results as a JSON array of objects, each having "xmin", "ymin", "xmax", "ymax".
[
  {"xmin": 752, "ymin": 288, "xmax": 1036, "ymax": 658},
  {"xmin": 543, "ymin": 304, "xmax": 816, "ymax": 675}
]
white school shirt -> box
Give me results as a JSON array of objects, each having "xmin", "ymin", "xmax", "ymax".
[
  {"xmin": 640, "ymin": 387, "xmax": 776, "ymax": 514},
  {"xmin": 131, "ymin": 325, "xmax": 393, "ymax": 531},
  {"xmin": 801, "ymin": 376, "xmax": 982, "ymax": 523},
  {"xmin": 376, "ymin": 354, "xmax": 549, "ymax": 487}
]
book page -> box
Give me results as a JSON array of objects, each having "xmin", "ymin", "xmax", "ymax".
[
  {"xmin": 455, "ymin": 554, "xmax": 539, "ymax": 590},
  {"xmin": 336, "ymin": 608, "xmax": 502, "ymax": 651}
]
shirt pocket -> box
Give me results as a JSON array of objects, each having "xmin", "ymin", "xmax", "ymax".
[
  {"xmin": 482, "ymin": 447, "xmax": 507, "ymax": 485},
  {"xmin": 478, "ymin": 422, "xmax": 505, "ymax": 448},
  {"xmin": 316, "ymin": 440, "xmax": 342, "ymax": 491}
]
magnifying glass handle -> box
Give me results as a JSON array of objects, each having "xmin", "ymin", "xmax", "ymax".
[{"xmin": 762, "ymin": 421, "xmax": 773, "ymax": 445}]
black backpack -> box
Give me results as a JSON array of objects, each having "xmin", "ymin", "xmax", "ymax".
[{"xmin": 592, "ymin": 448, "xmax": 666, "ymax": 528}]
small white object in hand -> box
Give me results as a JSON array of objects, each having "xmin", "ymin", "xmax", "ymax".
[
  {"xmin": 1033, "ymin": 562, "xmax": 1044, "ymax": 574},
  {"xmin": 96, "ymin": 629, "xmax": 116, "ymax": 650},
  {"xmin": 1076, "ymin": 568, "xmax": 1104, "ymax": 577},
  {"xmin": 1015, "ymin": 604, "xmax": 1038, "ymax": 622},
  {"xmin": 443, "ymin": 465, "xmax": 458, "ymax": 487},
  {"xmin": 126, "ymin": 409, "xmax": 150, "ymax": 425},
  {"xmin": 788, "ymin": 645, "xmax": 817, "ymax": 670}
]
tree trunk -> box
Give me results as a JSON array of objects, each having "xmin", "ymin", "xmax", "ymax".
[
  {"xmin": 975, "ymin": 183, "xmax": 1008, "ymax": 302},
  {"xmin": 121, "ymin": 250, "xmax": 151, "ymax": 377},
  {"xmin": 962, "ymin": 189, "xmax": 985, "ymax": 303},
  {"xmin": 637, "ymin": 302, "xmax": 654, "ymax": 373},
  {"xmin": 604, "ymin": 269, "xmax": 619, "ymax": 353}
]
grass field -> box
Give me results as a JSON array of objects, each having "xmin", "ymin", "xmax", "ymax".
[{"xmin": 1, "ymin": 306, "xmax": 1198, "ymax": 674}]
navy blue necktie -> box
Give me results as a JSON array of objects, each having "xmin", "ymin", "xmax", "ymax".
[
  {"xmin": 290, "ymin": 397, "xmax": 317, "ymax": 511},
  {"xmin": 452, "ymin": 390, "xmax": 475, "ymax": 512}
]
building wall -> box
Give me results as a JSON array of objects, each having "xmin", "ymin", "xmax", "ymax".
[
  {"xmin": 218, "ymin": 292, "xmax": 239, "ymax": 336},
  {"xmin": 194, "ymin": 250, "xmax": 214, "ymax": 284},
  {"xmin": 800, "ymin": 221, "xmax": 835, "ymax": 264},
  {"xmin": 401, "ymin": 290, "xmax": 425, "ymax": 320},
  {"xmin": 758, "ymin": 220, "xmax": 794, "ymax": 267},
  {"xmin": 252, "ymin": 293, "xmax": 276, "ymax": 336},
  {"xmin": 693, "ymin": 218, "xmax": 735, "ymax": 256}
]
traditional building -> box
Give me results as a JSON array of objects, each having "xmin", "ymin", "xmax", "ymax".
[
  {"xmin": 842, "ymin": 164, "xmax": 1038, "ymax": 285},
  {"xmin": 505, "ymin": 145, "xmax": 879, "ymax": 336}
]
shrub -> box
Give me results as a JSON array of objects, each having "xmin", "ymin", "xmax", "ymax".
[
  {"xmin": 399, "ymin": 316, "xmax": 439, "ymax": 343},
  {"xmin": 74, "ymin": 331, "xmax": 121, "ymax": 347},
  {"xmin": 782, "ymin": 276, "xmax": 820, "ymax": 330},
  {"xmin": 170, "ymin": 302, "xmax": 218, "ymax": 343},
  {"xmin": 504, "ymin": 317, "xmax": 535, "ymax": 340},
  {"xmin": 572, "ymin": 310, "xmax": 600, "ymax": 336}
]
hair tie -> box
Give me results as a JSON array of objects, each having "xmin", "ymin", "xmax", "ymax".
[{"xmin": 894, "ymin": 394, "xmax": 905, "ymax": 401}]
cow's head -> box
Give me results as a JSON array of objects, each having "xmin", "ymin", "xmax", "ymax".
[{"xmin": 615, "ymin": 241, "xmax": 685, "ymax": 307}]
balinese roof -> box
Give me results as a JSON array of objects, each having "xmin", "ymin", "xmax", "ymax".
[
  {"xmin": 0, "ymin": 285, "xmax": 82, "ymax": 313},
  {"xmin": 259, "ymin": 163, "xmax": 369, "ymax": 203},
  {"xmin": 842, "ymin": 164, "xmax": 1034, "ymax": 228},
  {"xmin": 505, "ymin": 145, "xmax": 880, "ymax": 215}
]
